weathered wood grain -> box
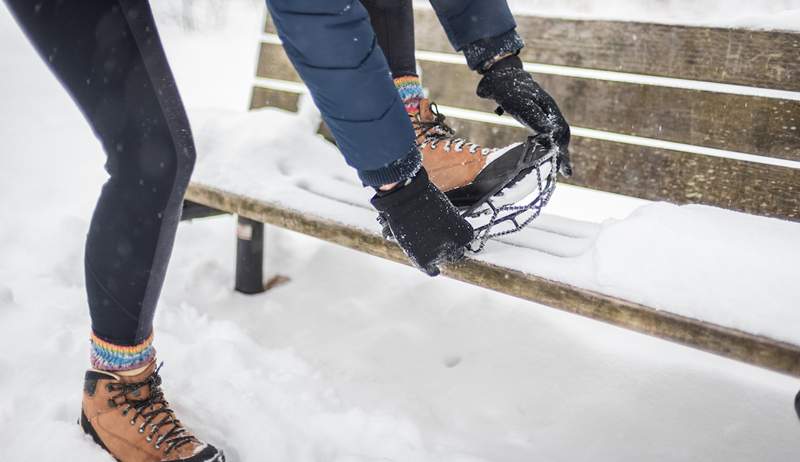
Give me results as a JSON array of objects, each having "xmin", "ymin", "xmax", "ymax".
[
  {"xmin": 255, "ymin": 41, "xmax": 800, "ymax": 161},
  {"xmin": 255, "ymin": 42, "xmax": 299, "ymax": 83},
  {"xmin": 250, "ymin": 86, "xmax": 300, "ymax": 112},
  {"xmin": 249, "ymin": 84, "xmax": 800, "ymax": 222},
  {"xmin": 185, "ymin": 182, "xmax": 800, "ymax": 378},
  {"xmin": 419, "ymin": 60, "xmax": 800, "ymax": 162},
  {"xmin": 411, "ymin": 9, "xmax": 800, "ymax": 92}
]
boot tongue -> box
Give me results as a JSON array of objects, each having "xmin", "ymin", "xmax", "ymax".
[
  {"xmin": 418, "ymin": 98, "xmax": 435, "ymax": 122},
  {"xmin": 119, "ymin": 362, "xmax": 157, "ymax": 402}
]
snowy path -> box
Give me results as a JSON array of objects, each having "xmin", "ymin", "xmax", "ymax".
[{"xmin": 1, "ymin": 2, "xmax": 799, "ymax": 461}]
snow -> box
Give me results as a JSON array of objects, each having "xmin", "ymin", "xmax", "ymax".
[
  {"xmin": 417, "ymin": 0, "xmax": 800, "ymax": 32},
  {"xmin": 1, "ymin": 1, "xmax": 799, "ymax": 461},
  {"xmin": 504, "ymin": 0, "xmax": 800, "ymax": 31}
]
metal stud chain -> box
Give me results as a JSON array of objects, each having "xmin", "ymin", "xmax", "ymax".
[{"xmin": 466, "ymin": 152, "xmax": 559, "ymax": 253}]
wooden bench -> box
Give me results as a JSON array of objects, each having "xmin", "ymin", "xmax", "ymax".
[{"xmin": 183, "ymin": 6, "xmax": 800, "ymax": 401}]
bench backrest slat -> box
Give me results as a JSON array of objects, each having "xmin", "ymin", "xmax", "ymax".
[
  {"xmin": 412, "ymin": 10, "xmax": 800, "ymax": 92},
  {"xmin": 418, "ymin": 60, "xmax": 800, "ymax": 161}
]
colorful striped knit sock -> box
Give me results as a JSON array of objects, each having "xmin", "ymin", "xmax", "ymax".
[
  {"xmin": 90, "ymin": 332, "xmax": 156, "ymax": 372},
  {"xmin": 394, "ymin": 75, "xmax": 424, "ymax": 116}
]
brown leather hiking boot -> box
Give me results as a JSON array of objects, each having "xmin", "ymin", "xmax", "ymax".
[
  {"xmin": 414, "ymin": 99, "xmax": 492, "ymax": 193},
  {"xmin": 413, "ymin": 99, "xmax": 548, "ymax": 212},
  {"xmin": 81, "ymin": 361, "xmax": 224, "ymax": 462}
]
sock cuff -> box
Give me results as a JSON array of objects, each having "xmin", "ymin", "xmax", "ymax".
[
  {"xmin": 90, "ymin": 332, "xmax": 156, "ymax": 372},
  {"xmin": 394, "ymin": 76, "xmax": 424, "ymax": 115}
]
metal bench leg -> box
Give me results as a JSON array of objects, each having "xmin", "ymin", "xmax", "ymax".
[{"xmin": 235, "ymin": 216, "xmax": 265, "ymax": 294}]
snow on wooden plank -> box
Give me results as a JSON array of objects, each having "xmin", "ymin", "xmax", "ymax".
[
  {"xmin": 186, "ymin": 104, "xmax": 800, "ymax": 376},
  {"xmin": 185, "ymin": 181, "xmax": 800, "ymax": 378}
]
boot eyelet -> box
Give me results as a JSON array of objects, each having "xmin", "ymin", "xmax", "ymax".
[
  {"xmin": 146, "ymin": 436, "xmax": 152, "ymax": 442},
  {"xmin": 130, "ymin": 419, "xmax": 136, "ymax": 425},
  {"xmin": 138, "ymin": 426, "xmax": 145, "ymax": 433},
  {"xmin": 107, "ymin": 399, "xmax": 116, "ymax": 408},
  {"xmin": 106, "ymin": 384, "xmax": 114, "ymax": 392}
]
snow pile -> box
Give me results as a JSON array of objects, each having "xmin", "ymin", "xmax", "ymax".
[
  {"xmin": 592, "ymin": 204, "xmax": 800, "ymax": 339},
  {"xmin": 1, "ymin": 1, "xmax": 800, "ymax": 461}
]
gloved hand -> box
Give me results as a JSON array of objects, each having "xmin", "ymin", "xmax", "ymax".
[
  {"xmin": 477, "ymin": 55, "xmax": 572, "ymax": 177},
  {"xmin": 371, "ymin": 168, "xmax": 474, "ymax": 276}
]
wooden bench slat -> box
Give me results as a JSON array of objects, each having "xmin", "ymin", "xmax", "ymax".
[
  {"xmin": 410, "ymin": 9, "xmax": 800, "ymax": 92},
  {"xmin": 250, "ymin": 85, "xmax": 300, "ymax": 112},
  {"xmin": 185, "ymin": 182, "xmax": 800, "ymax": 378},
  {"xmin": 249, "ymin": 85, "xmax": 800, "ymax": 222},
  {"xmin": 256, "ymin": 42, "xmax": 800, "ymax": 161},
  {"xmin": 420, "ymin": 60, "xmax": 800, "ymax": 162},
  {"xmin": 255, "ymin": 42, "xmax": 299, "ymax": 83}
]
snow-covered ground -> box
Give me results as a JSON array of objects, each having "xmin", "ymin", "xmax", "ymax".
[{"xmin": 1, "ymin": 1, "xmax": 799, "ymax": 461}]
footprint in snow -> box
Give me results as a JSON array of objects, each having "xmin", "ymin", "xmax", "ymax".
[
  {"xmin": 0, "ymin": 287, "xmax": 13, "ymax": 305},
  {"xmin": 443, "ymin": 355, "xmax": 462, "ymax": 368}
]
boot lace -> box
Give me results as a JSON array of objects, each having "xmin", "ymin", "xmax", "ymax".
[
  {"xmin": 414, "ymin": 103, "xmax": 492, "ymax": 156},
  {"xmin": 106, "ymin": 364, "xmax": 197, "ymax": 455}
]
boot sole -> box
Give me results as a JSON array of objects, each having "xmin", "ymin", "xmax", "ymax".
[
  {"xmin": 80, "ymin": 410, "xmax": 226, "ymax": 462},
  {"xmin": 446, "ymin": 136, "xmax": 553, "ymax": 214}
]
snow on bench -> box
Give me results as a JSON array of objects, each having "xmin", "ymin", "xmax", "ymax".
[{"xmin": 184, "ymin": 9, "xmax": 800, "ymax": 379}]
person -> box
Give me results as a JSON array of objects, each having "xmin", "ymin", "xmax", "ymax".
[
  {"xmin": 4, "ymin": 1, "xmax": 226, "ymax": 460},
  {"xmin": 3, "ymin": 0, "xmax": 568, "ymax": 461},
  {"xmin": 362, "ymin": 0, "xmax": 572, "ymax": 213}
]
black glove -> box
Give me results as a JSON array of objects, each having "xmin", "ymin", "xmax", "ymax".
[
  {"xmin": 477, "ymin": 55, "xmax": 572, "ymax": 177},
  {"xmin": 371, "ymin": 168, "xmax": 474, "ymax": 276}
]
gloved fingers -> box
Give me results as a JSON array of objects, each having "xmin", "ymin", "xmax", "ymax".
[
  {"xmin": 557, "ymin": 147, "xmax": 573, "ymax": 177},
  {"xmin": 511, "ymin": 99, "xmax": 555, "ymax": 136},
  {"xmin": 533, "ymin": 87, "xmax": 570, "ymax": 143},
  {"xmin": 419, "ymin": 242, "xmax": 467, "ymax": 276},
  {"xmin": 421, "ymin": 264, "xmax": 441, "ymax": 277},
  {"xmin": 533, "ymin": 87, "xmax": 572, "ymax": 175},
  {"xmin": 552, "ymin": 120, "xmax": 571, "ymax": 152}
]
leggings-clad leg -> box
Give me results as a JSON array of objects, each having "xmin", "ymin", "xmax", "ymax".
[
  {"xmin": 361, "ymin": 0, "xmax": 523, "ymax": 116},
  {"xmin": 360, "ymin": 0, "xmax": 424, "ymax": 116},
  {"xmin": 4, "ymin": 0, "xmax": 195, "ymax": 370},
  {"xmin": 360, "ymin": 0, "xmax": 416, "ymax": 79}
]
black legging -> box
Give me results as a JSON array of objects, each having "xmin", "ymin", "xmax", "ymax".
[
  {"xmin": 5, "ymin": 0, "xmax": 194, "ymax": 346},
  {"xmin": 361, "ymin": 0, "xmax": 417, "ymax": 79}
]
